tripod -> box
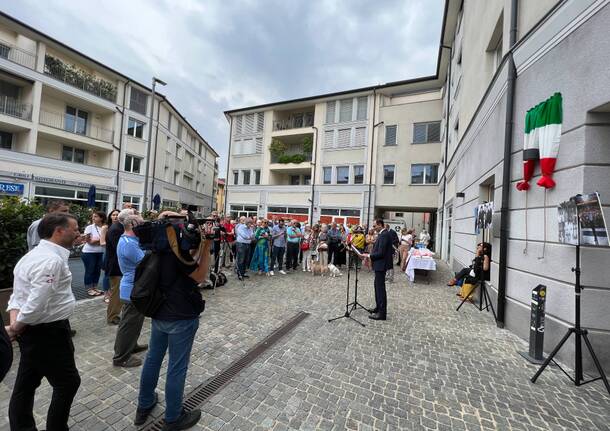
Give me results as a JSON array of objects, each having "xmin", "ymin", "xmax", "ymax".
[
  {"xmin": 531, "ymin": 243, "xmax": 610, "ymax": 395},
  {"xmin": 455, "ymin": 270, "xmax": 497, "ymax": 321},
  {"xmin": 329, "ymin": 246, "xmax": 371, "ymax": 327}
]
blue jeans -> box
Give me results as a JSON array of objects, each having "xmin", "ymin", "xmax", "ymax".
[
  {"xmin": 81, "ymin": 252, "xmax": 104, "ymax": 287},
  {"xmin": 138, "ymin": 318, "xmax": 199, "ymax": 423},
  {"xmin": 236, "ymin": 242, "xmax": 251, "ymax": 277}
]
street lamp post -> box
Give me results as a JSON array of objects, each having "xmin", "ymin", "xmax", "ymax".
[{"xmin": 142, "ymin": 76, "xmax": 166, "ymax": 211}]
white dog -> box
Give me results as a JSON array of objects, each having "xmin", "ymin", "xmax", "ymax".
[{"xmin": 327, "ymin": 263, "xmax": 342, "ymax": 278}]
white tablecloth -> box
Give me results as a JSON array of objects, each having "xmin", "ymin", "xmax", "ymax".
[{"xmin": 405, "ymin": 254, "xmax": 437, "ymax": 282}]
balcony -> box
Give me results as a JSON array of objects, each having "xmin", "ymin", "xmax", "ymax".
[
  {"xmin": 269, "ymin": 134, "xmax": 313, "ymax": 171},
  {"xmin": 39, "ymin": 109, "xmax": 114, "ymax": 144},
  {"xmin": 43, "ymin": 54, "xmax": 117, "ymax": 103},
  {"xmin": 0, "ymin": 39, "xmax": 37, "ymax": 70},
  {"xmin": 273, "ymin": 113, "xmax": 314, "ymax": 131},
  {"xmin": 0, "ymin": 95, "xmax": 32, "ymax": 121}
]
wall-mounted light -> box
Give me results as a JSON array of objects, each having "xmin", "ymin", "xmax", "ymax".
[{"xmin": 456, "ymin": 192, "xmax": 465, "ymax": 198}]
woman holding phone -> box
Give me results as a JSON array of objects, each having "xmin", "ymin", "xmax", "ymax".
[{"xmin": 82, "ymin": 211, "xmax": 107, "ymax": 296}]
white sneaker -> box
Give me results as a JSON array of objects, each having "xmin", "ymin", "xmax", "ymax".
[
  {"xmin": 302, "ymin": 268, "xmax": 306, "ymax": 272},
  {"xmin": 269, "ymin": 271, "xmax": 274, "ymax": 276},
  {"xmin": 279, "ymin": 270, "xmax": 287, "ymax": 275}
]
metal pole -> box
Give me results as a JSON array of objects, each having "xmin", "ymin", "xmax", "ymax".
[
  {"xmin": 309, "ymin": 126, "xmax": 318, "ymax": 224},
  {"xmin": 142, "ymin": 79, "xmax": 156, "ymax": 212}
]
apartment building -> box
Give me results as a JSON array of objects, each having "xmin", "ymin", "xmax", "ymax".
[
  {"xmin": 0, "ymin": 12, "xmax": 218, "ymax": 214},
  {"xmin": 224, "ymin": 80, "xmax": 445, "ymax": 230},
  {"xmin": 436, "ymin": 0, "xmax": 610, "ymax": 372}
]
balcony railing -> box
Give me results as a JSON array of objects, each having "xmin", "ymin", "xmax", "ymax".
[
  {"xmin": 270, "ymin": 151, "xmax": 312, "ymax": 164},
  {"xmin": 43, "ymin": 54, "xmax": 118, "ymax": 103},
  {"xmin": 0, "ymin": 95, "xmax": 32, "ymax": 120},
  {"xmin": 273, "ymin": 114, "xmax": 314, "ymax": 131},
  {"xmin": 0, "ymin": 40, "xmax": 37, "ymax": 70},
  {"xmin": 39, "ymin": 109, "xmax": 114, "ymax": 144}
]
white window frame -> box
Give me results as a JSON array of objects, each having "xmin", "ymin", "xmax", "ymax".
[
  {"xmin": 322, "ymin": 166, "xmax": 332, "ymax": 184},
  {"xmin": 124, "ymin": 154, "xmax": 143, "ymax": 173},
  {"xmin": 384, "ymin": 125, "xmax": 397, "ymax": 146},
  {"xmin": 122, "ymin": 194, "xmax": 141, "ymax": 210},
  {"xmin": 410, "ymin": 163, "xmax": 439, "ymax": 185},
  {"xmin": 61, "ymin": 145, "xmax": 86, "ymax": 164},
  {"xmin": 353, "ymin": 165, "xmax": 364, "ymax": 184},
  {"xmin": 413, "ymin": 121, "xmax": 441, "ymax": 144},
  {"xmin": 336, "ymin": 165, "xmax": 350, "ymax": 185},
  {"xmin": 383, "ymin": 164, "xmax": 395, "ymax": 185},
  {"xmin": 127, "ymin": 117, "xmax": 145, "ymax": 139}
]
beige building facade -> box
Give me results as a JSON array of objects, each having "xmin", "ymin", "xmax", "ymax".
[
  {"xmin": 224, "ymin": 81, "xmax": 444, "ymax": 230},
  {"xmin": 0, "ymin": 12, "xmax": 218, "ymax": 214}
]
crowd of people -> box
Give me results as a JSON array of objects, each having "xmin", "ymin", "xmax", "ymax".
[{"xmin": 1, "ymin": 199, "xmax": 434, "ymax": 430}]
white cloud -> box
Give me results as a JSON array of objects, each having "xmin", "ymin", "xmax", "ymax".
[{"xmin": 1, "ymin": 0, "xmax": 444, "ymax": 177}]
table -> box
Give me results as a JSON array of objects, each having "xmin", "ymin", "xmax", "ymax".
[{"xmin": 405, "ymin": 250, "xmax": 437, "ymax": 282}]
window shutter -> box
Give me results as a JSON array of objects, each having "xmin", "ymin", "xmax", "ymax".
[
  {"xmin": 257, "ymin": 112, "xmax": 264, "ymax": 132},
  {"xmin": 245, "ymin": 114, "xmax": 255, "ymax": 134},
  {"xmin": 255, "ymin": 137, "xmax": 263, "ymax": 153},
  {"xmin": 339, "ymin": 98, "xmax": 353, "ymax": 122},
  {"xmin": 413, "ymin": 123, "xmax": 427, "ymax": 143},
  {"xmin": 234, "ymin": 139, "xmax": 242, "ymax": 155},
  {"xmin": 428, "ymin": 122, "xmax": 441, "ymax": 142},
  {"xmin": 385, "ymin": 125, "xmax": 397, "ymax": 146},
  {"xmin": 356, "ymin": 96, "xmax": 367, "ymax": 120},
  {"xmin": 326, "ymin": 101, "xmax": 336, "ymax": 124},
  {"xmin": 337, "ymin": 128, "xmax": 351, "ymax": 148},
  {"xmin": 235, "ymin": 116, "xmax": 242, "ymax": 135},
  {"xmin": 243, "ymin": 138, "xmax": 254, "ymax": 154},
  {"xmin": 355, "ymin": 127, "xmax": 366, "ymax": 147},
  {"xmin": 324, "ymin": 130, "xmax": 334, "ymax": 148}
]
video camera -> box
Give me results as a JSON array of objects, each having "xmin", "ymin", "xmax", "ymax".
[{"xmin": 134, "ymin": 214, "xmax": 202, "ymax": 252}]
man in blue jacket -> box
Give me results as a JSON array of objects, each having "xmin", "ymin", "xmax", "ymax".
[{"xmin": 364, "ymin": 219, "xmax": 394, "ymax": 320}]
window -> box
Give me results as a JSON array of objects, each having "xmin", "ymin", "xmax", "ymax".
[
  {"xmin": 65, "ymin": 106, "xmax": 88, "ymax": 135},
  {"xmin": 242, "ymin": 170, "xmax": 251, "ymax": 185},
  {"xmin": 168, "ymin": 114, "xmax": 173, "ymax": 132},
  {"xmin": 336, "ymin": 166, "xmax": 349, "ymax": 184},
  {"xmin": 303, "ymin": 174, "xmax": 311, "ymax": 185},
  {"xmin": 232, "ymin": 138, "xmax": 256, "ymax": 155},
  {"xmin": 233, "ymin": 170, "xmax": 239, "ymax": 185},
  {"xmin": 340, "ymin": 209, "xmax": 360, "ymax": 217},
  {"xmin": 0, "ymin": 131, "xmax": 12, "ymax": 149},
  {"xmin": 356, "ymin": 96, "xmax": 368, "ymax": 120},
  {"xmin": 175, "ymin": 144, "xmax": 182, "ymax": 159},
  {"xmin": 254, "ymin": 170, "xmax": 261, "ymax": 185},
  {"xmin": 127, "ymin": 117, "xmax": 145, "ymax": 138},
  {"xmin": 183, "ymin": 175, "xmax": 193, "ymax": 188},
  {"xmin": 268, "ymin": 206, "xmax": 287, "ymax": 213},
  {"xmin": 321, "ymin": 208, "xmax": 340, "ymax": 216},
  {"xmin": 62, "ymin": 146, "xmax": 85, "ymax": 164},
  {"xmin": 257, "ymin": 112, "xmax": 264, "ymax": 132},
  {"xmin": 129, "ymin": 87, "xmax": 148, "ymax": 115},
  {"xmin": 337, "ymin": 129, "xmax": 351, "ymax": 148},
  {"xmin": 124, "ymin": 155, "xmax": 142, "ymax": 173},
  {"xmin": 413, "ymin": 121, "xmax": 441, "ymax": 143},
  {"xmin": 385, "ymin": 125, "xmax": 397, "ymax": 146},
  {"xmin": 411, "ymin": 164, "xmax": 439, "ymax": 184},
  {"xmin": 326, "ymin": 101, "xmax": 336, "ymax": 124},
  {"xmin": 354, "ymin": 127, "xmax": 366, "ymax": 147},
  {"xmin": 177, "ymin": 122, "xmax": 183, "ymax": 140},
  {"xmin": 290, "ymin": 175, "xmax": 300, "ymax": 185},
  {"xmin": 324, "ymin": 130, "xmax": 334, "ymax": 148},
  {"xmin": 353, "ymin": 165, "xmax": 364, "ymax": 184},
  {"xmin": 395, "ymin": 212, "xmax": 404, "ymax": 217},
  {"xmin": 122, "ymin": 195, "xmax": 141, "ymax": 210},
  {"xmin": 339, "ymin": 98, "xmax": 353, "ymax": 122},
  {"xmin": 323, "ymin": 167, "xmax": 332, "ymax": 184},
  {"xmin": 383, "ymin": 165, "xmax": 395, "ymax": 185},
  {"xmin": 198, "ymin": 142, "xmax": 203, "ymax": 156}
]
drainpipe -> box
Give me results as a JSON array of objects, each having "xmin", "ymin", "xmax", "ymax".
[
  {"xmin": 150, "ymin": 97, "xmax": 163, "ymax": 208},
  {"xmin": 441, "ymin": 45, "xmax": 452, "ymax": 257},
  {"xmin": 497, "ymin": 0, "xmax": 519, "ymax": 328},
  {"xmin": 366, "ymin": 89, "xmax": 378, "ymax": 229},
  {"xmin": 114, "ymin": 80, "xmax": 129, "ymax": 208},
  {"xmin": 309, "ymin": 126, "xmax": 318, "ymax": 223},
  {"xmin": 223, "ymin": 116, "xmax": 233, "ymax": 216}
]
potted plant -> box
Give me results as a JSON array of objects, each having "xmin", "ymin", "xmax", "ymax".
[{"xmin": 269, "ymin": 138, "xmax": 287, "ymax": 161}]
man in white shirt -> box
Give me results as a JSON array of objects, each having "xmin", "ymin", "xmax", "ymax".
[{"xmin": 6, "ymin": 212, "xmax": 82, "ymax": 431}]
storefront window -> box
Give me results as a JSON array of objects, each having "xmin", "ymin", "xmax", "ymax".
[{"xmin": 34, "ymin": 185, "xmax": 109, "ymax": 212}]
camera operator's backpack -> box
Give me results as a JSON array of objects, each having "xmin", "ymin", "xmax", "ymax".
[{"xmin": 131, "ymin": 252, "xmax": 165, "ymax": 317}]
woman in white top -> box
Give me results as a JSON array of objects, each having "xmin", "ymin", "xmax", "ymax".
[
  {"xmin": 82, "ymin": 211, "xmax": 107, "ymax": 296},
  {"xmin": 399, "ymin": 228, "xmax": 414, "ymax": 272}
]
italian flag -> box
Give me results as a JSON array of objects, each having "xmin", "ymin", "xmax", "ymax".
[{"xmin": 516, "ymin": 92, "xmax": 563, "ymax": 190}]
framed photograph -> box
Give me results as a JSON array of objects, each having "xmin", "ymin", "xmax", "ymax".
[
  {"xmin": 476, "ymin": 201, "xmax": 494, "ymax": 231},
  {"xmin": 557, "ymin": 199, "xmax": 578, "ymax": 245},
  {"xmin": 573, "ymin": 192, "xmax": 609, "ymax": 246}
]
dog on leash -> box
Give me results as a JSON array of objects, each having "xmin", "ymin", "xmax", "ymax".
[
  {"xmin": 327, "ymin": 263, "xmax": 342, "ymax": 277},
  {"xmin": 311, "ymin": 261, "xmax": 323, "ymax": 276}
]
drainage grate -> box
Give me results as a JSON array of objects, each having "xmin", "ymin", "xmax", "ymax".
[{"xmin": 141, "ymin": 311, "xmax": 310, "ymax": 430}]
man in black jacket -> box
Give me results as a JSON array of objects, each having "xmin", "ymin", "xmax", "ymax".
[{"xmin": 365, "ymin": 219, "xmax": 394, "ymax": 320}]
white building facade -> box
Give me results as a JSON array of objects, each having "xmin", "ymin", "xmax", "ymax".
[{"xmin": 0, "ymin": 12, "xmax": 218, "ymax": 214}]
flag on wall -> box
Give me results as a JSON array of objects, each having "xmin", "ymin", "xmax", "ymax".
[{"xmin": 516, "ymin": 92, "xmax": 563, "ymax": 191}]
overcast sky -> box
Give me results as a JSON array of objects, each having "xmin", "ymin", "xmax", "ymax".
[{"xmin": 1, "ymin": 0, "xmax": 444, "ymax": 176}]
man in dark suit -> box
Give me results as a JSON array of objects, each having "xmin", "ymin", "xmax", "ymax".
[{"xmin": 364, "ymin": 219, "xmax": 394, "ymax": 320}]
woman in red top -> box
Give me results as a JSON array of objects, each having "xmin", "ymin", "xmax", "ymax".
[{"xmin": 222, "ymin": 217, "xmax": 236, "ymax": 268}]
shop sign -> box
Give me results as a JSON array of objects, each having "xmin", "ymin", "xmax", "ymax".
[
  {"xmin": 0, "ymin": 171, "xmax": 117, "ymax": 192},
  {"xmin": 0, "ymin": 182, "xmax": 24, "ymax": 195}
]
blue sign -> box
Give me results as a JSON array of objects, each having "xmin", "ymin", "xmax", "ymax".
[{"xmin": 0, "ymin": 182, "xmax": 24, "ymax": 195}]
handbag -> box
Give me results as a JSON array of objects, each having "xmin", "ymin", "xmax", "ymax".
[{"xmin": 300, "ymin": 240, "xmax": 310, "ymax": 251}]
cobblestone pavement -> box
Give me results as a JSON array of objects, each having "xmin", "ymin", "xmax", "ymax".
[{"xmin": 1, "ymin": 261, "xmax": 609, "ymax": 430}]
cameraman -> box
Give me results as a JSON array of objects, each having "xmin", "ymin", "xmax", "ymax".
[{"xmin": 134, "ymin": 211, "xmax": 211, "ymax": 430}]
